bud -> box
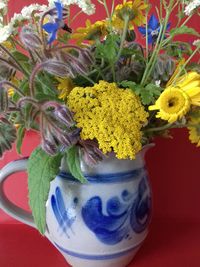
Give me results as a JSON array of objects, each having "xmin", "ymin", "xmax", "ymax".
[
  {"xmin": 79, "ymin": 48, "xmax": 94, "ymax": 66},
  {"xmin": 56, "ymin": 132, "xmax": 72, "ymax": 147},
  {"xmin": 80, "ymin": 140, "xmax": 104, "ymax": 166},
  {"xmin": 43, "ymin": 59, "xmax": 74, "ymax": 77},
  {"xmin": 54, "ymin": 105, "xmax": 75, "ymax": 127},
  {"xmin": 41, "ymin": 138, "xmax": 58, "ymax": 155},
  {"xmin": 20, "ymin": 26, "xmax": 42, "ymax": 50}
]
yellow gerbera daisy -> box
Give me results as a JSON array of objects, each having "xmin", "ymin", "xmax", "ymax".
[
  {"xmin": 149, "ymin": 72, "xmax": 200, "ymax": 123},
  {"xmin": 149, "ymin": 87, "xmax": 191, "ymax": 123},
  {"xmin": 188, "ymin": 116, "xmax": 200, "ymax": 147},
  {"xmin": 57, "ymin": 77, "xmax": 74, "ymax": 100},
  {"xmin": 72, "ymin": 20, "xmax": 108, "ymax": 45},
  {"xmin": 112, "ymin": 0, "xmax": 148, "ymax": 30}
]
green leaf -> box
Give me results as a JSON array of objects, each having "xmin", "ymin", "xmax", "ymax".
[
  {"xmin": 0, "ymin": 119, "xmax": 16, "ymax": 158},
  {"xmin": 95, "ymin": 34, "xmax": 120, "ymax": 64},
  {"xmin": 28, "ymin": 147, "xmax": 62, "ymax": 234},
  {"xmin": 16, "ymin": 125, "xmax": 25, "ymax": 155},
  {"xmin": 170, "ymin": 26, "xmax": 200, "ymax": 39},
  {"xmin": 120, "ymin": 81, "xmax": 162, "ymax": 105},
  {"xmin": 65, "ymin": 146, "xmax": 87, "ymax": 183},
  {"xmin": 12, "ymin": 51, "xmax": 32, "ymax": 72}
]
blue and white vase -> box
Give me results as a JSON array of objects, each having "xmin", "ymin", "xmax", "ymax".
[{"xmin": 0, "ymin": 146, "xmax": 153, "ymax": 267}]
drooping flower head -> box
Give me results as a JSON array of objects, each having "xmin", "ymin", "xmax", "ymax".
[
  {"xmin": 72, "ymin": 20, "xmax": 108, "ymax": 44},
  {"xmin": 149, "ymin": 72, "xmax": 200, "ymax": 123},
  {"xmin": 112, "ymin": 0, "xmax": 148, "ymax": 30},
  {"xmin": 67, "ymin": 81, "xmax": 148, "ymax": 160},
  {"xmin": 138, "ymin": 14, "xmax": 170, "ymax": 44}
]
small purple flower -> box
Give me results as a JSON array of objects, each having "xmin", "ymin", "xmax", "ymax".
[
  {"xmin": 138, "ymin": 14, "xmax": 170, "ymax": 44},
  {"xmin": 43, "ymin": 1, "xmax": 72, "ymax": 44}
]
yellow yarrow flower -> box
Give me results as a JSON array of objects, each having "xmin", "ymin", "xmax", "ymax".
[
  {"xmin": 72, "ymin": 20, "xmax": 108, "ymax": 45},
  {"xmin": 188, "ymin": 116, "xmax": 200, "ymax": 147},
  {"xmin": 112, "ymin": 0, "xmax": 148, "ymax": 30},
  {"xmin": 149, "ymin": 72, "xmax": 200, "ymax": 123},
  {"xmin": 67, "ymin": 81, "xmax": 148, "ymax": 160},
  {"xmin": 57, "ymin": 77, "xmax": 74, "ymax": 100}
]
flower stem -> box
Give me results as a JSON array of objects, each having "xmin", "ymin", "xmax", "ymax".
[
  {"xmin": 117, "ymin": 16, "xmax": 129, "ymax": 61},
  {"xmin": 141, "ymin": 2, "xmax": 173, "ymax": 86},
  {"xmin": 0, "ymin": 81, "xmax": 25, "ymax": 97},
  {"xmin": 0, "ymin": 44, "xmax": 29, "ymax": 77},
  {"xmin": 145, "ymin": 0, "xmax": 149, "ymax": 63},
  {"xmin": 145, "ymin": 123, "xmax": 173, "ymax": 132},
  {"xmin": 171, "ymin": 46, "xmax": 200, "ymax": 85}
]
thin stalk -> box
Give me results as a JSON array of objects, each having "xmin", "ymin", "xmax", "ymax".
[
  {"xmin": 141, "ymin": 3, "xmax": 172, "ymax": 85},
  {"xmin": 79, "ymin": 73, "xmax": 95, "ymax": 85},
  {"xmin": 116, "ymin": 16, "xmax": 129, "ymax": 61},
  {"xmin": 0, "ymin": 44, "xmax": 29, "ymax": 77},
  {"xmin": 145, "ymin": 1, "xmax": 149, "ymax": 63},
  {"xmin": 17, "ymin": 97, "xmax": 40, "ymax": 109},
  {"xmin": 172, "ymin": 46, "xmax": 200, "ymax": 84},
  {"xmin": 162, "ymin": 15, "xmax": 192, "ymax": 47},
  {"xmin": 111, "ymin": 0, "xmax": 115, "ymax": 16},
  {"xmin": 140, "ymin": 24, "xmax": 164, "ymax": 85},
  {"xmin": 70, "ymin": 10, "xmax": 83, "ymax": 24},
  {"xmin": 0, "ymin": 56, "xmax": 25, "ymax": 74},
  {"xmin": 0, "ymin": 81, "xmax": 25, "ymax": 97},
  {"xmin": 145, "ymin": 123, "xmax": 173, "ymax": 133}
]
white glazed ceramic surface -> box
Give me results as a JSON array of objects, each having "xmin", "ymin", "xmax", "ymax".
[
  {"xmin": 46, "ymin": 152, "xmax": 152, "ymax": 267},
  {"xmin": 0, "ymin": 149, "xmax": 152, "ymax": 267}
]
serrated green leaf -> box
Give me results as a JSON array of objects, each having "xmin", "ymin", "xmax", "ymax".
[
  {"xmin": 120, "ymin": 81, "xmax": 162, "ymax": 105},
  {"xmin": 170, "ymin": 26, "xmax": 200, "ymax": 39},
  {"xmin": 16, "ymin": 126, "xmax": 25, "ymax": 155},
  {"xmin": 28, "ymin": 147, "xmax": 62, "ymax": 234},
  {"xmin": 66, "ymin": 146, "xmax": 87, "ymax": 183}
]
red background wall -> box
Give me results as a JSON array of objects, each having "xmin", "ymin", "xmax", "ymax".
[{"xmin": 0, "ymin": 0, "xmax": 200, "ymax": 224}]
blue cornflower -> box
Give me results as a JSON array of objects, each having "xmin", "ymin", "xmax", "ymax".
[
  {"xmin": 138, "ymin": 14, "xmax": 170, "ymax": 44},
  {"xmin": 43, "ymin": 1, "xmax": 71, "ymax": 44}
]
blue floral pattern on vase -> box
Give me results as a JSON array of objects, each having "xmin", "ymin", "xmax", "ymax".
[
  {"xmin": 51, "ymin": 187, "xmax": 77, "ymax": 237},
  {"xmin": 82, "ymin": 178, "xmax": 151, "ymax": 245},
  {"xmin": 130, "ymin": 178, "xmax": 151, "ymax": 233}
]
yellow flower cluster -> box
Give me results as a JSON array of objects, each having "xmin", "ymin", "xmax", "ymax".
[{"xmin": 67, "ymin": 81, "xmax": 148, "ymax": 159}]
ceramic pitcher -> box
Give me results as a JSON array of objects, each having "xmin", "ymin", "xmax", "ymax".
[{"xmin": 0, "ymin": 147, "xmax": 152, "ymax": 267}]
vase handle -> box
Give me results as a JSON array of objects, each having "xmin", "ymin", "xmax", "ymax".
[{"xmin": 0, "ymin": 158, "xmax": 36, "ymax": 228}]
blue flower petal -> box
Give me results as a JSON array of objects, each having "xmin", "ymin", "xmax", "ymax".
[
  {"xmin": 138, "ymin": 26, "xmax": 152, "ymax": 36},
  {"xmin": 48, "ymin": 30, "xmax": 57, "ymax": 44},
  {"xmin": 149, "ymin": 14, "xmax": 159, "ymax": 30},
  {"xmin": 43, "ymin": 22, "xmax": 58, "ymax": 33},
  {"xmin": 147, "ymin": 34, "xmax": 153, "ymax": 44},
  {"xmin": 54, "ymin": 1, "xmax": 63, "ymax": 21},
  {"xmin": 138, "ymin": 26, "xmax": 146, "ymax": 35}
]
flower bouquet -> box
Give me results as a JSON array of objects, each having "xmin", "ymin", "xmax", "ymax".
[{"xmin": 0, "ymin": 0, "xmax": 200, "ymax": 266}]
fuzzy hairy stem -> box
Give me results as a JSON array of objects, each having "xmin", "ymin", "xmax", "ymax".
[
  {"xmin": 0, "ymin": 81, "xmax": 25, "ymax": 97},
  {"xmin": 0, "ymin": 44, "xmax": 29, "ymax": 77}
]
